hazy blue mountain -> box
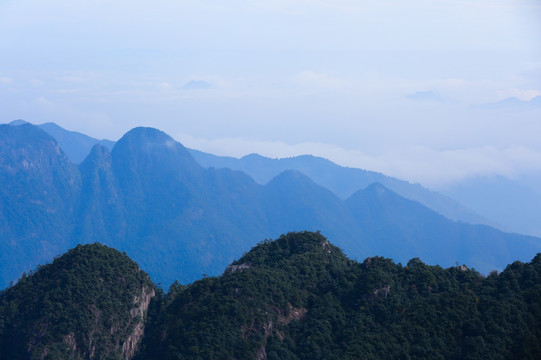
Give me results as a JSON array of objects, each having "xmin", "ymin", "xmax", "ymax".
[
  {"xmin": 0, "ymin": 123, "xmax": 81, "ymax": 287},
  {"xmin": 75, "ymin": 144, "xmax": 125, "ymax": 243},
  {"xmin": 1, "ymin": 124, "xmax": 540, "ymax": 289},
  {"xmin": 516, "ymin": 171, "xmax": 541, "ymax": 195},
  {"xmin": 189, "ymin": 149, "xmax": 495, "ymax": 227},
  {"xmin": 439, "ymin": 175, "xmax": 541, "ymax": 237},
  {"xmin": 478, "ymin": 95, "xmax": 541, "ymax": 110},
  {"xmin": 37, "ymin": 122, "xmax": 115, "ymax": 163},
  {"xmin": 346, "ymin": 183, "xmax": 540, "ymax": 271},
  {"xmin": 15, "ymin": 121, "xmax": 494, "ymax": 230}
]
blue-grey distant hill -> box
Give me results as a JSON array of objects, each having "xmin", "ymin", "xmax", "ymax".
[
  {"xmin": 31, "ymin": 120, "xmax": 540, "ymax": 237},
  {"xmin": 478, "ymin": 95, "xmax": 541, "ymax": 110},
  {"xmin": 189, "ymin": 149, "xmax": 495, "ymax": 227},
  {"xmin": 37, "ymin": 122, "xmax": 115, "ymax": 163},
  {"xmin": 1, "ymin": 123, "xmax": 540, "ymax": 289},
  {"xmin": 28, "ymin": 120, "xmax": 495, "ymax": 230},
  {"xmin": 439, "ymin": 175, "xmax": 541, "ymax": 237}
]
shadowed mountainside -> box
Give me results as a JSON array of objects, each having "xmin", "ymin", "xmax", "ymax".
[{"xmin": 1, "ymin": 123, "xmax": 540, "ymax": 288}]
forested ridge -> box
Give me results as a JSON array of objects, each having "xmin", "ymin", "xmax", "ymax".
[
  {"xmin": 1, "ymin": 232, "xmax": 540, "ymax": 359},
  {"xmin": 0, "ymin": 244, "xmax": 155, "ymax": 360}
]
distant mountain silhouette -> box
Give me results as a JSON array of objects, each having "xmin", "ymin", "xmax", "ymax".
[
  {"xmin": 439, "ymin": 175, "xmax": 541, "ymax": 237},
  {"xmin": 1, "ymin": 124, "xmax": 540, "ymax": 288},
  {"xmin": 28, "ymin": 120, "xmax": 495, "ymax": 229},
  {"xmin": 31, "ymin": 121, "xmax": 540, "ymax": 238},
  {"xmin": 0, "ymin": 123, "xmax": 81, "ymax": 286},
  {"xmin": 478, "ymin": 95, "xmax": 541, "ymax": 110},
  {"xmin": 37, "ymin": 122, "xmax": 115, "ymax": 163},
  {"xmin": 189, "ymin": 149, "xmax": 495, "ymax": 227}
]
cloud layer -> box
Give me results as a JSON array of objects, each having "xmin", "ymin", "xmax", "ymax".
[{"xmin": 0, "ymin": 0, "xmax": 540, "ymax": 187}]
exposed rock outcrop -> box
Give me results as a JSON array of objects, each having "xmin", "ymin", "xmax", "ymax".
[{"xmin": 122, "ymin": 285, "xmax": 155, "ymax": 360}]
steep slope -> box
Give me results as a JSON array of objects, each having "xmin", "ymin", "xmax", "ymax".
[
  {"xmin": 189, "ymin": 150, "xmax": 494, "ymax": 227},
  {"xmin": 38, "ymin": 122, "xmax": 115, "ymax": 163},
  {"xmin": 0, "ymin": 243, "xmax": 155, "ymax": 360},
  {"xmin": 75, "ymin": 144, "xmax": 126, "ymax": 243},
  {"xmin": 262, "ymin": 170, "xmax": 366, "ymax": 254},
  {"xmin": 0, "ymin": 123, "xmax": 81, "ymax": 287},
  {"xmin": 137, "ymin": 232, "xmax": 541, "ymax": 360},
  {"xmin": 346, "ymin": 183, "xmax": 541, "ymax": 273},
  {"xmin": 439, "ymin": 175, "xmax": 541, "ymax": 237},
  {"xmin": 102, "ymin": 127, "xmax": 269, "ymax": 285}
]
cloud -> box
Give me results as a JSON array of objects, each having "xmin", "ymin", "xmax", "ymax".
[
  {"xmin": 0, "ymin": 77, "xmax": 13, "ymax": 84},
  {"xmin": 371, "ymin": 145, "xmax": 541, "ymax": 188},
  {"xmin": 181, "ymin": 80, "xmax": 212, "ymax": 91},
  {"xmin": 477, "ymin": 94, "xmax": 541, "ymax": 110},
  {"xmin": 173, "ymin": 132, "xmax": 541, "ymax": 189},
  {"xmin": 36, "ymin": 97, "xmax": 55, "ymax": 107},
  {"xmin": 294, "ymin": 71, "xmax": 348, "ymax": 90},
  {"xmin": 506, "ymin": 88, "xmax": 541, "ymax": 101},
  {"xmin": 406, "ymin": 90, "xmax": 445, "ymax": 102}
]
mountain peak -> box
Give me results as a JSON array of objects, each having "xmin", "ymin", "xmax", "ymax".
[
  {"xmin": 118, "ymin": 126, "xmax": 175, "ymax": 143},
  {"xmin": 112, "ymin": 127, "xmax": 199, "ymax": 170},
  {"xmin": 81, "ymin": 143, "xmax": 112, "ymax": 167},
  {"xmin": 268, "ymin": 169, "xmax": 313, "ymax": 185},
  {"xmin": 8, "ymin": 119, "xmax": 29, "ymax": 126},
  {"xmin": 365, "ymin": 182, "xmax": 388, "ymax": 193},
  {"xmin": 0, "ymin": 243, "xmax": 154, "ymax": 360},
  {"xmin": 230, "ymin": 231, "xmax": 345, "ymax": 270}
]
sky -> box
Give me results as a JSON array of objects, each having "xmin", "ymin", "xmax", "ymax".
[{"xmin": 1, "ymin": 0, "xmax": 540, "ymax": 188}]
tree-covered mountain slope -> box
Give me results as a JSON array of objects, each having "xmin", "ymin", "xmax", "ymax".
[
  {"xmin": 138, "ymin": 232, "xmax": 541, "ymax": 360},
  {"xmin": 1, "ymin": 123, "xmax": 540, "ymax": 288},
  {"xmin": 0, "ymin": 123, "xmax": 81, "ymax": 287},
  {"xmin": 0, "ymin": 243, "xmax": 155, "ymax": 360},
  {"xmin": 1, "ymin": 233, "xmax": 539, "ymax": 359}
]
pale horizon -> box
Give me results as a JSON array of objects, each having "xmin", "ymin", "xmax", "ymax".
[{"xmin": 1, "ymin": 0, "xmax": 540, "ymax": 188}]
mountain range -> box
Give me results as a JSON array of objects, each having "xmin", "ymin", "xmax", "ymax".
[
  {"xmin": 32, "ymin": 121, "xmax": 541, "ymax": 237},
  {"xmin": 1, "ymin": 122, "xmax": 540, "ymax": 288}
]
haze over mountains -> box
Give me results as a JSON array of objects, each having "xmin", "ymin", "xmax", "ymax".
[
  {"xmin": 1, "ymin": 121, "xmax": 540, "ymax": 289},
  {"xmin": 34, "ymin": 120, "xmax": 541, "ymax": 237}
]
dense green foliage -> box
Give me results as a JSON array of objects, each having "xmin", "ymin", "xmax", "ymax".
[
  {"xmin": 137, "ymin": 232, "xmax": 541, "ymax": 360},
  {"xmin": 1, "ymin": 232, "xmax": 540, "ymax": 359},
  {"xmin": 0, "ymin": 243, "xmax": 154, "ymax": 360}
]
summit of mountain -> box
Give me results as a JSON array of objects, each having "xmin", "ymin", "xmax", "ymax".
[
  {"xmin": 0, "ymin": 243, "xmax": 155, "ymax": 360},
  {"xmin": 137, "ymin": 232, "xmax": 541, "ymax": 360}
]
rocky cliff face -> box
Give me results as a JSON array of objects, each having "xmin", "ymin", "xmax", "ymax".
[{"xmin": 122, "ymin": 285, "xmax": 156, "ymax": 360}]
